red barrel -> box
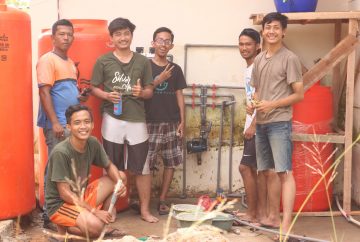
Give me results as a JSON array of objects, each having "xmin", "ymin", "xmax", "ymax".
[
  {"xmin": 292, "ymin": 82, "xmax": 334, "ymax": 211},
  {"xmin": 38, "ymin": 20, "xmax": 129, "ymax": 211},
  {"xmin": 0, "ymin": 1, "xmax": 35, "ymax": 219}
]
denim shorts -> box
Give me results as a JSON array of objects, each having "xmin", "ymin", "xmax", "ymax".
[{"xmin": 255, "ymin": 121, "xmax": 292, "ymax": 172}]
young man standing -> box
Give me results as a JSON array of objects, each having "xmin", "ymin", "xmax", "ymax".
[
  {"xmin": 237, "ymin": 28, "xmax": 269, "ymax": 224},
  {"xmin": 37, "ymin": 19, "xmax": 88, "ymax": 229},
  {"xmin": 45, "ymin": 104, "xmax": 127, "ymax": 238},
  {"xmin": 145, "ymin": 27, "xmax": 186, "ymax": 215},
  {"xmin": 91, "ymin": 18, "xmax": 158, "ymax": 223},
  {"xmin": 248, "ymin": 12, "xmax": 304, "ymax": 235}
]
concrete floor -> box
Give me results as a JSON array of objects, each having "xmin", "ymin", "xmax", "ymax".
[{"xmin": 3, "ymin": 198, "xmax": 360, "ymax": 241}]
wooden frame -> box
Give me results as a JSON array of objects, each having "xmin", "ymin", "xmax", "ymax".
[{"xmin": 250, "ymin": 12, "xmax": 360, "ymax": 214}]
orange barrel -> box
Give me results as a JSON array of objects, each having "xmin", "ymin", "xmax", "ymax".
[
  {"xmin": 38, "ymin": 20, "xmax": 129, "ymax": 211},
  {"xmin": 292, "ymin": 82, "xmax": 334, "ymax": 211},
  {"xmin": 0, "ymin": 1, "xmax": 35, "ymax": 219}
]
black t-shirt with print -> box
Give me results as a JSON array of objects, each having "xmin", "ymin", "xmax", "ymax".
[{"xmin": 145, "ymin": 60, "xmax": 187, "ymax": 122}]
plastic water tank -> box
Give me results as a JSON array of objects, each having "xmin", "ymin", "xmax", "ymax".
[
  {"xmin": 0, "ymin": 0, "xmax": 35, "ymax": 219},
  {"xmin": 292, "ymin": 82, "xmax": 334, "ymax": 212},
  {"xmin": 38, "ymin": 19, "xmax": 129, "ymax": 211}
]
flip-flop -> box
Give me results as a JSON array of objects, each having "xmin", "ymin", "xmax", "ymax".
[
  {"xmin": 272, "ymin": 234, "xmax": 299, "ymax": 242},
  {"xmin": 104, "ymin": 228, "xmax": 127, "ymax": 238},
  {"xmin": 130, "ymin": 200, "xmax": 141, "ymax": 214},
  {"xmin": 158, "ymin": 200, "xmax": 170, "ymax": 215}
]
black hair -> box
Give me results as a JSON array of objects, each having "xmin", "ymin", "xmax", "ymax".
[
  {"xmin": 262, "ymin": 12, "xmax": 288, "ymax": 29},
  {"xmin": 108, "ymin": 17, "xmax": 136, "ymax": 36},
  {"xmin": 153, "ymin": 27, "xmax": 174, "ymax": 43},
  {"xmin": 239, "ymin": 28, "xmax": 261, "ymax": 44},
  {"xmin": 65, "ymin": 104, "xmax": 93, "ymax": 124},
  {"xmin": 52, "ymin": 19, "xmax": 73, "ymax": 35}
]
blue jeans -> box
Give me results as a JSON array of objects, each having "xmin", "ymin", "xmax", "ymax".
[{"xmin": 255, "ymin": 121, "xmax": 293, "ymax": 172}]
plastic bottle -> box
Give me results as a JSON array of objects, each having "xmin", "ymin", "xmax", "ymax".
[{"xmin": 113, "ymin": 86, "xmax": 122, "ymax": 115}]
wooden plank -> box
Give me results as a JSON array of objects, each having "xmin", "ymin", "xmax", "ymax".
[
  {"xmin": 303, "ymin": 35, "xmax": 359, "ymax": 91},
  {"xmin": 332, "ymin": 20, "xmax": 343, "ymax": 131},
  {"xmin": 250, "ymin": 12, "xmax": 360, "ymax": 25},
  {"xmin": 292, "ymin": 133, "xmax": 345, "ymax": 144},
  {"xmin": 343, "ymin": 19, "xmax": 358, "ymax": 213}
]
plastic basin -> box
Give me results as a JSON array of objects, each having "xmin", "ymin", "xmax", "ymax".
[
  {"xmin": 211, "ymin": 213, "xmax": 234, "ymax": 231},
  {"xmin": 172, "ymin": 204, "xmax": 204, "ymax": 216},
  {"xmin": 175, "ymin": 212, "xmax": 215, "ymax": 228}
]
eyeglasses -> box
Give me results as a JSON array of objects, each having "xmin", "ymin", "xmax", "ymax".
[{"xmin": 154, "ymin": 38, "xmax": 172, "ymax": 46}]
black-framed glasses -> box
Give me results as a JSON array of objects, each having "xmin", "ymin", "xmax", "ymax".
[{"xmin": 154, "ymin": 38, "xmax": 172, "ymax": 46}]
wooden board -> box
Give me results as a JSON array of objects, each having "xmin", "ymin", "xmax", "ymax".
[
  {"xmin": 303, "ymin": 35, "xmax": 360, "ymax": 91},
  {"xmin": 250, "ymin": 12, "xmax": 360, "ymax": 25}
]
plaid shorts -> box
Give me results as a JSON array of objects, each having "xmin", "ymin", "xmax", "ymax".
[{"xmin": 146, "ymin": 122, "xmax": 183, "ymax": 170}]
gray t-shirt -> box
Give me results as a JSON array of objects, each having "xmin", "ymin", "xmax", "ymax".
[{"xmin": 250, "ymin": 47, "xmax": 302, "ymax": 124}]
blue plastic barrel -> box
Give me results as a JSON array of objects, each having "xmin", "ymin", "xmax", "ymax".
[{"xmin": 274, "ymin": 0, "xmax": 318, "ymax": 13}]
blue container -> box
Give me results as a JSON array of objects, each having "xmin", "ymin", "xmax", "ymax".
[{"xmin": 274, "ymin": 0, "xmax": 318, "ymax": 13}]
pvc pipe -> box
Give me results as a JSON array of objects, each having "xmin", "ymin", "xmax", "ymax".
[
  {"xmin": 217, "ymin": 101, "xmax": 226, "ymax": 192},
  {"xmin": 233, "ymin": 218, "xmax": 330, "ymax": 242},
  {"xmin": 181, "ymin": 110, "xmax": 187, "ymax": 199},
  {"xmin": 228, "ymin": 95, "xmax": 235, "ymax": 193},
  {"xmin": 186, "ymin": 84, "xmax": 245, "ymax": 90},
  {"xmin": 185, "ymin": 101, "xmax": 235, "ymax": 107},
  {"xmin": 182, "ymin": 90, "xmax": 236, "ymax": 198},
  {"xmin": 335, "ymin": 195, "xmax": 360, "ymax": 226}
]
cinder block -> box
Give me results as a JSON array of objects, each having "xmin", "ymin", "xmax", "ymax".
[{"xmin": 0, "ymin": 220, "xmax": 14, "ymax": 240}]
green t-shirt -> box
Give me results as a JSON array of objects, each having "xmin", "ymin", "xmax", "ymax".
[
  {"xmin": 91, "ymin": 52, "xmax": 153, "ymax": 122},
  {"xmin": 45, "ymin": 136, "xmax": 109, "ymax": 217}
]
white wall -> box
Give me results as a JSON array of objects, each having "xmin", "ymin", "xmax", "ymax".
[{"xmin": 30, "ymin": 0, "xmax": 349, "ymax": 196}]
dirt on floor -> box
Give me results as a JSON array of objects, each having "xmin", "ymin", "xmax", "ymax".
[{"xmin": 2, "ymin": 198, "xmax": 360, "ymax": 241}]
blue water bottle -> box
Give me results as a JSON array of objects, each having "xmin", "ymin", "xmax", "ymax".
[{"xmin": 113, "ymin": 86, "xmax": 122, "ymax": 115}]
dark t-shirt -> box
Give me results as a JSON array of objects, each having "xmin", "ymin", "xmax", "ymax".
[
  {"xmin": 145, "ymin": 60, "xmax": 187, "ymax": 122},
  {"xmin": 45, "ymin": 136, "xmax": 109, "ymax": 217},
  {"xmin": 91, "ymin": 52, "xmax": 153, "ymax": 122}
]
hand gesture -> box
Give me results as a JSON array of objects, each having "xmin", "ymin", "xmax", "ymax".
[
  {"xmin": 246, "ymin": 104, "xmax": 255, "ymax": 116},
  {"xmin": 156, "ymin": 64, "xmax": 174, "ymax": 85},
  {"xmin": 132, "ymin": 79, "xmax": 143, "ymax": 97},
  {"xmin": 244, "ymin": 124, "xmax": 256, "ymax": 140},
  {"xmin": 256, "ymin": 100, "xmax": 275, "ymax": 114},
  {"xmin": 93, "ymin": 209, "xmax": 112, "ymax": 224},
  {"xmin": 52, "ymin": 122, "xmax": 65, "ymax": 139},
  {"xmin": 106, "ymin": 91, "xmax": 121, "ymax": 104},
  {"xmin": 117, "ymin": 183, "xmax": 127, "ymax": 197},
  {"xmin": 176, "ymin": 122, "xmax": 184, "ymax": 138}
]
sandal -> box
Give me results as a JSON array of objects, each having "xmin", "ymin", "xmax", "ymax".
[
  {"xmin": 130, "ymin": 200, "xmax": 141, "ymax": 214},
  {"xmin": 104, "ymin": 228, "xmax": 127, "ymax": 238},
  {"xmin": 158, "ymin": 200, "xmax": 170, "ymax": 215}
]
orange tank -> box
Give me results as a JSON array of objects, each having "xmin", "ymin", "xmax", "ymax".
[
  {"xmin": 38, "ymin": 19, "xmax": 129, "ymax": 211},
  {"xmin": 292, "ymin": 83, "xmax": 334, "ymax": 212},
  {"xmin": 0, "ymin": 1, "xmax": 35, "ymax": 219}
]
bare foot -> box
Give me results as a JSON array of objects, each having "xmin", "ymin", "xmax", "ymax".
[
  {"xmin": 259, "ymin": 217, "xmax": 280, "ymax": 228},
  {"xmin": 235, "ymin": 212, "xmax": 257, "ymax": 223},
  {"xmin": 141, "ymin": 212, "xmax": 159, "ymax": 223}
]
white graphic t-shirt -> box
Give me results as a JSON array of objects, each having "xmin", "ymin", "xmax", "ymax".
[{"xmin": 244, "ymin": 64, "xmax": 256, "ymax": 134}]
